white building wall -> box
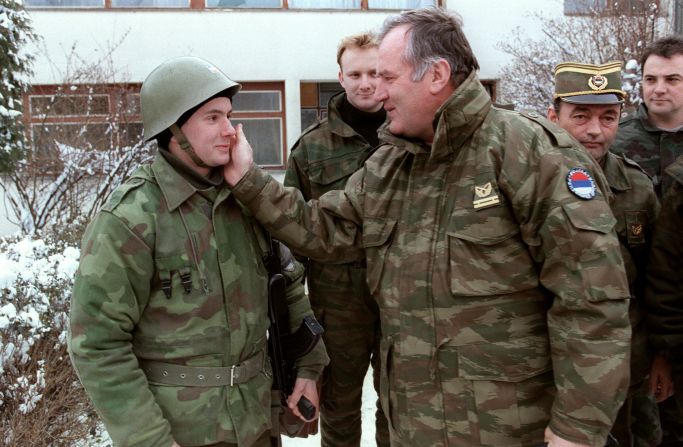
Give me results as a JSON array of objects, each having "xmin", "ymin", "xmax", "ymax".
[
  {"xmin": 25, "ymin": 0, "xmax": 564, "ymax": 147},
  {"xmin": 2, "ymin": 0, "xmax": 565, "ymax": 237}
]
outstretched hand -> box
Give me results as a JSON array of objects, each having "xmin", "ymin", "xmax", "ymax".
[{"xmin": 224, "ymin": 123, "xmax": 254, "ymax": 186}]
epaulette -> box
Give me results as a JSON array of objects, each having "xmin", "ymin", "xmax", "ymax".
[
  {"xmin": 291, "ymin": 120, "xmax": 325, "ymax": 150},
  {"xmin": 519, "ymin": 110, "xmax": 574, "ymax": 147},
  {"xmin": 101, "ymin": 167, "xmax": 153, "ymax": 212},
  {"xmin": 665, "ymin": 156, "xmax": 683, "ymax": 185}
]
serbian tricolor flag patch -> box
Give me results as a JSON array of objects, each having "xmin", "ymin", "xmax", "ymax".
[{"xmin": 566, "ymin": 168, "xmax": 596, "ymax": 200}]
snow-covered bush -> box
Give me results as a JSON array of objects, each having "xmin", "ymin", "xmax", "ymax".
[
  {"xmin": 497, "ymin": 0, "xmax": 662, "ymax": 113},
  {"xmin": 0, "ymin": 229, "xmax": 100, "ymax": 446}
]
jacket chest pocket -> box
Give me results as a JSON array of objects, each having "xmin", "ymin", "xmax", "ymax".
[
  {"xmin": 446, "ymin": 210, "xmax": 538, "ymax": 297},
  {"xmin": 308, "ymin": 156, "xmax": 361, "ymax": 197}
]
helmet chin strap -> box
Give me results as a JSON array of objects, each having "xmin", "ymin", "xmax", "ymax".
[{"xmin": 169, "ymin": 124, "xmax": 211, "ymax": 169}]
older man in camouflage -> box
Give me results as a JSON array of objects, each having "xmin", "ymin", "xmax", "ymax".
[
  {"xmin": 224, "ymin": 8, "xmax": 631, "ymax": 447},
  {"xmin": 284, "ymin": 31, "xmax": 389, "ymax": 447},
  {"xmin": 548, "ymin": 61, "xmax": 663, "ymax": 447},
  {"xmin": 68, "ymin": 56, "xmax": 328, "ymax": 447}
]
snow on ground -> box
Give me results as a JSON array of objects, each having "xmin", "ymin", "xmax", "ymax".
[{"xmin": 283, "ymin": 369, "xmax": 377, "ymax": 447}]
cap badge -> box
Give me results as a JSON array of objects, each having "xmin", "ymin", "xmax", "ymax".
[
  {"xmin": 630, "ymin": 223, "xmax": 643, "ymax": 237},
  {"xmin": 588, "ymin": 74, "xmax": 608, "ymax": 91},
  {"xmin": 566, "ymin": 168, "xmax": 596, "ymax": 200},
  {"xmin": 473, "ymin": 182, "xmax": 500, "ymax": 210}
]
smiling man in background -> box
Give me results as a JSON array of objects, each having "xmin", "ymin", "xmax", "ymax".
[{"xmin": 284, "ymin": 32, "xmax": 389, "ymax": 447}]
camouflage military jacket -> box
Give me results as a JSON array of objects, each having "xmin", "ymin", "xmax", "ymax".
[
  {"xmin": 602, "ymin": 151, "xmax": 659, "ymax": 384},
  {"xmin": 69, "ymin": 153, "xmax": 326, "ymax": 447},
  {"xmin": 646, "ymin": 155, "xmax": 683, "ymax": 358},
  {"xmin": 232, "ymin": 73, "xmax": 631, "ymax": 446},
  {"xmin": 284, "ymin": 91, "xmax": 377, "ymax": 308},
  {"xmin": 612, "ymin": 104, "xmax": 683, "ymax": 196}
]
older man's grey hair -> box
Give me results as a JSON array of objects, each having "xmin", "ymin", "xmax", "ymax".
[{"xmin": 378, "ymin": 7, "xmax": 479, "ymax": 86}]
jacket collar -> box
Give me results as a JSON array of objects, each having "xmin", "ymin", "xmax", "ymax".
[
  {"xmin": 377, "ymin": 72, "xmax": 492, "ymax": 162},
  {"xmin": 327, "ymin": 91, "xmax": 357, "ymax": 138},
  {"xmin": 602, "ymin": 151, "xmax": 631, "ymax": 192},
  {"xmin": 635, "ymin": 104, "xmax": 670, "ymax": 132},
  {"xmin": 150, "ymin": 152, "xmax": 221, "ymax": 211}
]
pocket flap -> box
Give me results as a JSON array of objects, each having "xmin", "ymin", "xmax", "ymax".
[
  {"xmin": 446, "ymin": 221, "xmax": 520, "ymax": 245},
  {"xmin": 457, "ymin": 339, "xmax": 551, "ymax": 382},
  {"xmin": 562, "ymin": 203, "xmax": 616, "ymax": 234},
  {"xmin": 309, "ymin": 157, "xmax": 360, "ymax": 186}
]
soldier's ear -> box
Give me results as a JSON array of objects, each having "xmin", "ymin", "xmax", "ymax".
[
  {"xmin": 428, "ymin": 59, "xmax": 452, "ymax": 95},
  {"xmin": 547, "ymin": 105, "xmax": 559, "ymax": 123}
]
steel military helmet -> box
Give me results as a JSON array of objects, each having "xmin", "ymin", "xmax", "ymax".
[{"xmin": 140, "ymin": 56, "xmax": 241, "ymax": 141}]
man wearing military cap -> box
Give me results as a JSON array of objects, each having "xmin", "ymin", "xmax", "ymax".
[
  {"xmin": 68, "ymin": 56, "xmax": 328, "ymax": 447},
  {"xmin": 548, "ymin": 61, "xmax": 665, "ymax": 447}
]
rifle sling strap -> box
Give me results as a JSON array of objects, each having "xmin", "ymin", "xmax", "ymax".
[{"xmin": 139, "ymin": 349, "xmax": 265, "ymax": 387}]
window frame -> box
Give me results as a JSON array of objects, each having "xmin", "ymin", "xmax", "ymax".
[
  {"xmin": 23, "ymin": 81, "xmax": 288, "ymax": 170},
  {"xmin": 563, "ymin": 0, "xmax": 661, "ymax": 16},
  {"xmin": 25, "ymin": 0, "xmax": 441, "ymax": 10}
]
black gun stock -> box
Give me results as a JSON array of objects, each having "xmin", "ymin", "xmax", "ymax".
[{"xmin": 265, "ymin": 238, "xmax": 324, "ymax": 429}]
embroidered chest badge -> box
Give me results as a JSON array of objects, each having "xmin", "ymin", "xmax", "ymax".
[
  {"xmin": 566, "ymin": 168, "xmax": 596, "ymax": 200},
  {"xmin": 473, "ymin": 181, "xmax": 500, "ymax": 210}
]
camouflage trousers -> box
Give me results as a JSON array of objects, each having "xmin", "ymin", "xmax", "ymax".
[
  {"xmin": 309, "ymin": 264, "xmax": 389, "ymax": 447},
  {"xmin": 610, "ymin": 379, "xmax": 662, "ymax": 447}
]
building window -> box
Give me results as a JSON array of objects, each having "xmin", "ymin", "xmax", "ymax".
[
  {"xmin": 231, "ymin": 83, "xmax": 286, "ymax": 169},
  {"xmin": 26, "ymin": 85, "xmax": 142, "ymax": 162},
  {"xmin": 111, "ymin": 0, "xmax": 188, "ymax": 7},
  {"xmin": 24, "ymin": 82, "xmax": 286, "ymax": 169},
  {"xmin": 27, "ymin": 0, "xmax": 439, "ymax": 9},
  {"xmin": 300, "ymin": 82, "xmax": 343, "ymax": 131},
  {"xmin": 25, "ymin": 0, "xmax": 102, "ymax": 7},
  {"xmin": 205, "ymin": 0, "xmax": 279, "ymax": 7},
  {"xmin": 564, "ymin": 0, "xmax": 659, "ymax": 15},
  {"xmin": 288, "ymin": 0, "xmax": 360, "ymax": 8}
]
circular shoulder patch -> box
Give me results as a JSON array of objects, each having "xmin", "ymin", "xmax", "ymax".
[{"xmin": 566, "ymin": 168, "xmax": 596, "ymax": 200}]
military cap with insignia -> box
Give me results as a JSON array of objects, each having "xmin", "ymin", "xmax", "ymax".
[{"xmin": 553, "ymin": 61, "xmax": 625, "ymax": 105}]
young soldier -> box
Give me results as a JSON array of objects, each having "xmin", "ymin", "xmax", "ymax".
[
  {"xmin": 224, "ymin": 8, "xmax": 631, "ymax": 446},
  {"xmin": 283, "ymin": 32, "xmax": 388, "ymax": 447},
  {"xmin": 613, "ymin": 36, "xmax": 683, "ymax": 197},
  {"xmin": 548, "ymin": 61, "xmax": 664, "ymax": 447},
  {"xmin": 68, "ymin": 56, "xmax": 327, "ymax": 447}
]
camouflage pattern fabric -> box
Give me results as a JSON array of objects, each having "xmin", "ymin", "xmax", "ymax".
[
  {"xmin": 599, "ymin": 152, "xmax": 661, "ymax": 446},
  {"xmin": 612, "ymin": 104, "xmax": 683, "ymax": 197},
  {"xmin": 231, "ymin": 73, "xmax": 631, "ymax": 446},
  {"xmin": 646, "ymin": 155, "xmax": 683, "ymax": 425},
  {"xmin": 284, "ymin": 91, "xmax": 389, "ymax": 447},
  {"xmin": 68, "ymin": 152, "xmax": 327, "ymax": 447}
]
